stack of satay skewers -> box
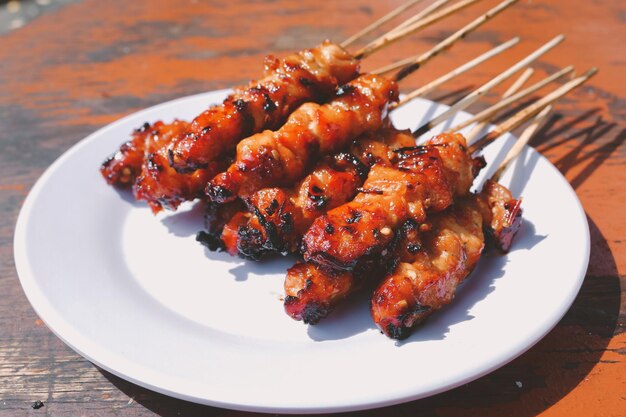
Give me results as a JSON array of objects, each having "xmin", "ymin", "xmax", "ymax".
[{"xmin": 99, "ymin": 0, "xmax": 597, "ymax": 340}]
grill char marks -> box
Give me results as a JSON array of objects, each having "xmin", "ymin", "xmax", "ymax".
[
  {"xmin": 196, "ymin": 200, "xmax": 246, "ymax": 253},
  {"xmin": 127, "ymin": 120, "xmax": 229, "ymax": 213},
  {"xmin": 283, "ymin": 232, "xmax": 401, "ymax": 323},
  {"xmin": 206, "ymin": 74, "xmax": 399, "ymax": 204},
  {"xmin": 302, "ymin": 135, "xmax": 470, "ymax": 272},
  {"xmin": 286, "ymin": 133, "xmax": 485, "ymax": 325},
  {"xmin": 371, "ymin": 212, "xmax": 472, "ymax": 339},
  {"xmin": 371, "ymin": 181, "xmax": 523, "ymax": 339},
  {"xmin": 283, "ymin": 262, "xmax": 355, "ymax": 324},
  {"xmin": 218, "ymin": 126, "xmax": 417, "ymax": 259},
  {"xmin": 169, "ymin": 41, "xmax": 360, "ymax": 174},
  {"xmin": 100, "ymin": 121, "xmax": 160, "ymax": 188},
  {"xmin": 102, "ymin": 41, "xmax": 360, "ymax": 212}
]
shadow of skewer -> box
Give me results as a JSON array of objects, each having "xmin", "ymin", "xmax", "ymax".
[{"xmin": 535, "ymin": 115, "xmax": 625, "ymax": 190}]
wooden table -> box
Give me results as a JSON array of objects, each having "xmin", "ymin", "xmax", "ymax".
[{"xmin": 1, "ymin": 0, "xmax": 623, "ymax": 415}]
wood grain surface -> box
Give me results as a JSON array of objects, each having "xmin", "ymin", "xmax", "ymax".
[{"xmin": 0, "ymin": 0, "xmax": 624, "ymax": 416}]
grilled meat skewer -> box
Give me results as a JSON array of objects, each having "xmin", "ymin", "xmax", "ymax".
[
  {"xmin": 102, "ymin": 119, "xmax": 229, "ymax": 213},
  {"xmin": 215, "ymin": 123, "xmax": 416, "ymax": 259},
  {"xmin": 100, "ymin": 120, "xmax": 184, "ymax": 188},
  {"xmin": 284, "ymin": 132, "xmax": 485, "ymax": 323},
  {"xmin": 301, "ymin": 132, "xmax": 481, "ymax": 272},
  {"xmin": 170, "ymin": 41, "xmax": 360, "ymax": 173},
  {"xmin": 101, "ymin": 41, "xmax": 360, "ymax": 211},
  {"xmin": 371, "ymin": 180, "xmax": 522, "ymax": 339},
  {"xmin": 206, "ymin": 74, "xmax": 399, "ymax": 204}
]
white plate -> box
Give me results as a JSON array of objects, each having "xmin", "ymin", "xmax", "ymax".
[{"xmin": 14, "ymin": 90, "xmax": 589, "ymax": 414}]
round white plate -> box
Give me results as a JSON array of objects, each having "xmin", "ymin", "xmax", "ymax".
[{"xmin": 14, "ymin": 90, "xmax": 589, "ymax": 414}]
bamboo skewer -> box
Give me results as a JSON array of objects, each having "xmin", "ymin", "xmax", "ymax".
[
  {"xmin": 341, "ymin": 0, "xmax": 427, "ymax": 48},
  {"xmin": 354, "ymin": 0, "xmax": 484, "ymax": 59},
  {"xmin": 490, "ymin": 105, "xmax": 553, "ymax": 182},
  {"xmin": 339, "ymin": 0, "xmax": 478, "ymax": 62},
  {"xmin": 396, "ymin": 68, "xmax": 560, "ymax": 152},
  {"xmin": 383, "ymin": 0, "xmax": 454, "ymax": 37},
  {"xmin": 469, "ymin": 67, "xmax": 597, "ymax": 153},
  {"xmin": 412, "ymin": 34, "xmax": 565, "ymax": 138},
  {"xmin": 464, "ymin": 67, "xmax": 534, "ymax": 142},
  {"xmin": 393, "ymin": 37, "xmax": 520, "ymax": 107},
  {"xmin": 503, "ymin": 68, "xmax": 535, "ymax": 98},
  {"xmin": 377, "ymin": 0, "xmax": 519, "ymax": 78},
  {"xmin": 451, "ymin": 65, "xmax": 574, "ymax": 134},
  {"xmin": 392, "ymin": 38, "xmax": 520, "ymax": 111}
]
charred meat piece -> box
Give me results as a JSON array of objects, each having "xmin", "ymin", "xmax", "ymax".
[
  {"xmin": 206, "ymin": 74, "xmax": 399, "ymax": 204},
  {"xmin": 371, "ymin": 181, "xmax": 522, "ymax": 339},
  {"xmin": 223, "ymin": 125, "xmax": 416, "ymax": 259},
  {"xmin": 301, "ymin": 133, "xmax": 480, "ymax": 272},
  {"xmin": 284, "ymin": 219, "xmax": 418, "ymax": 324},
  {"xmin": 132, "ymin": 120, "xmax": 229, "ymax": 213},
  {"xmin": 100, "ymin": 121, "xmax": 168, "ymax": 188},
  {"xmin": 284, "ymin": 133, "xmax": 484, "ymax": 323},
  {"xmin": 169, "ymin": 41, "xmax": 360, "ymax": 173},
  {"xmin": 196, "ymin": 199, "xmax": 246, "ymax": 252},
  {"xmin": 479, "ymin": 179, "xmax": 523, "ymax": 252}
]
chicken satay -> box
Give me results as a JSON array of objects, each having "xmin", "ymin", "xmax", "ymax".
[
  {"xmin": 223, "ymin": 125, "xmax": 417, "ymax": 260},
  {"xmin": 480, "ymin": 179, "xmax": 523, "ymax": 251},
  {"xmin": 131, "ymin": 120, "xmax": 229, "ymax": 213},
  {"xmin": 371, "ymin": 202, "xmax": 481, "ymax": 339},
  {"xmin": 206, "ymin": 74, "xmax": 399, "ymax": 204},
  {"xmin": 370, "ymin": 180, "xmax": 522, "ymax": 339},
  {"xmin": 301, "ymin": 132, "xmax": 482, "ymax": 272},
  {"xmin": 196, "ymin": 199, "xmax": 246, "ymax": 252},
  {"xmin": 284, "ymin": 134, "xmax": 484, "ymax": 323},
  {"xmin": 169, "ymin": 41, "xmax": 360, "ymax": 173},
  {"xmin": 100, "ymin": 119, "xmax": 218, "ymax": 213},
  {"xmin": 100, "ymin": 120, "xmax": 180, "ymax": 188},
  {"xmin": 102, "ymin": 41, "xmax": 359, "ymax": 210},
  {"xmin": 101, "ymin": 119, "xmax": 223, "ymax": 214},
  {"xmin": 285, "ymin": 179, "xmax": 520, "ymax": 326},
  {"xmin": 284, "ymin": 219, "xmax": 420, "ymax": 323}
]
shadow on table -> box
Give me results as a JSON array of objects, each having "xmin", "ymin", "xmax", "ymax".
[
  {"xmin": 99, "ymin": 110, "xmax": 622, "ymax": 417},
  {"xmin": 360, "ymin": 215, "xmax": 620, "ymax": 417},
  {"xmin": 532, "ymin": 114, "xmax": 626, "ymax": 191}
]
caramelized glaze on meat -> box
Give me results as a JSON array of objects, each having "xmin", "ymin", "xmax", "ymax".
[
  {"xmin": 283, "ymin": 220, "xmax": 416, "ymax": 324},
  {"xmin": 100, "ymin": 121, "xmax": 167, "ymax": 188},
  {"xmin": 301, "ymin": 133, "xmax": 480, "ymax": 272},
  {"xmin": 206, "ymin": 74, "xmax": 399, "ymax": 203},
  {"xmin": 220, "ymin": 211, "xmax": 253, "ymax": 256},
  {"xmin": 222, "ymin": 125, "xmax": 416, "ymax": 259},
  {"xmin": 479, "ymin": 179, "xmax": 523, "ymax": 251},
  {"xmin": 371, "ymin": 181, "xmax": 523, "ymax": 339},
  {"xmin": 284, "ymin": 133, "xmax": 484, "ymax": 323},
  {"xmin": 168, "ymin": 41, "xmax": 360, "ymax": 173},
  {"xmin": 371, "ymin": 201, "xmax": 482, "ymax": 339},
  {"xmin": 131, "ymin": 120, "xmax": 228, "ymax": 213},
  {"xmin": 284, "ymin": 262, "xmax": 357, "ymax": 324},
  {"xmin": 196, "ymin": 200, "xmax": 246, "ymax": 252}
]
